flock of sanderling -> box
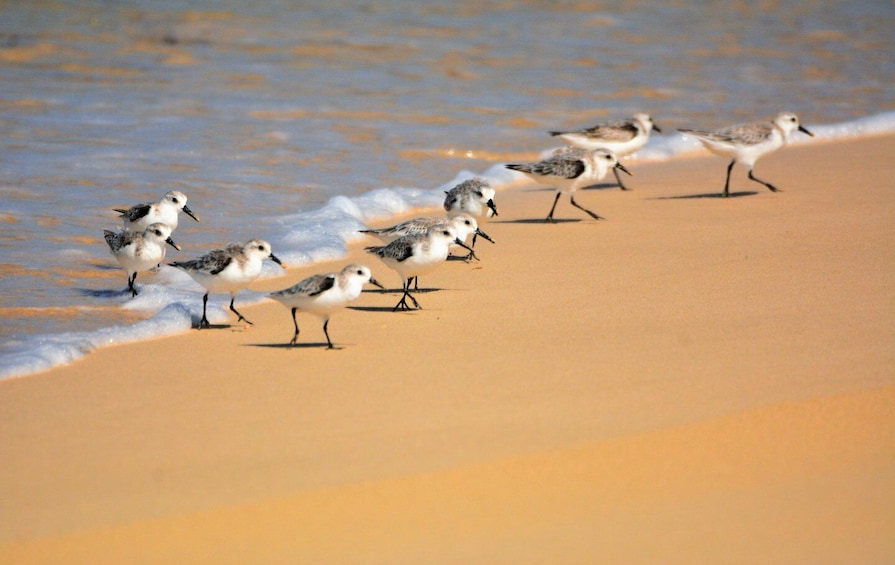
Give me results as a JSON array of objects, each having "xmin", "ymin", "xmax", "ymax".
[{"xmin": 103, "ymin": 111, "xmax": 812, "ymax": 348}]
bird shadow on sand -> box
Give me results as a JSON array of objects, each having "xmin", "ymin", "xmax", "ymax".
[
  {"xmin": 192, "ymin": 324, "xmax": 242, "ymax": 330},
  {"xmin": 244, "ymin": 341, "xmax": 336, "ymax": 350},
  {"xmin": 76, "ymin": 287, "xmax": 138, "ymax": 299},
  {"xmin": 648, "ymin": 190, "xmax": 759, "ymax": 200},
  {"xmin": 492, "ymin": 217, "xmax": 583, "ymax": 225},
  {"xmin": 362, "ymin": 287, "xmax": 443, "ymax": 295},
  {"xmin": 347, "ymin": 305, "xmax": 405, "ymax": 313},
  {"xmin": 580, "ymin": 182, "xmax": 623, "ymax": 191}
]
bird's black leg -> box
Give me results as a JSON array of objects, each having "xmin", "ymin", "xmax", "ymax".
[
  {"xmin": 198, "ymin": 293, "xmax": 210, "ymax": 329},
  {"xmin": 128, "ymin": 273, "xmax": 138, "ymax": 297},
  {"xmin": 545, "ymin": 192, "xmax": 562, "ymax": 223},
  {"xmin": 570, "ymin": 194, "xmax": 605, "ymax": 221},
  {"xmin": 394, "ymin": 278, "xmax": 421, "ymax": 311},
  {"xmin": 229, "ymin": 297, "xmax": 253, "ymax": 325},
  {"xmin": 289, "ymin": 307, "xmax": 300, "ymax": 346},
  {"xmin": 613, "ymin": 167, "xmax": 630, "ymax": 190},
  {"xmin": 722, "ymin": 160, "xmax": 735, "ymax": 197},
  {"xmin": 748, "ymin": 168, "xmax": 780, "ymax": 193},
  {"xmin": 323, "ymin": 319, "xmax": 339, "ymax": 350}
]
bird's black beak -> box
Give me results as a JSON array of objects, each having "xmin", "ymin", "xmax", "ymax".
[
  {"xmin": 652, "ymin": 124, "xmax": 662, "ymax": 133},
  {"xmin": 368, "ymin": 277, "xmax": 384, "ymax": 290},
  {"xmin": 799, "ymin": 125, "xmax": 814, "ymax": 137},
  {"xmin": 615, "ymin": 162, "xmax": 633, "ymax": 176},
  {"xmin": 269, "ymin": 253, "xmax": 285, "ymax": 268},
  {"xmin": 487, "ymin": 198, "xmax": 499, "ymax": 217},
  {"xmin": 165, "ymin": 237, "xmax": 181, "ymax": 251},
  {"xmin": 475, "ymin": 228, "xmax": 495, "ymax": 244},
  {"xmin": 183, "ymin": 205, "xmax": 200, "ymax": 223}
]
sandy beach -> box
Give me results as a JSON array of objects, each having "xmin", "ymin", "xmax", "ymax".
[{"xmin": 1, "ymin": 135, "xmax": 893, "ymax": 563}]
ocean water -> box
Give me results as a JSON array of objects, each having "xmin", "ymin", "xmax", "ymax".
[{"xmin": 1, "ymin": 1, "xmax": 894, "ymax": 378}]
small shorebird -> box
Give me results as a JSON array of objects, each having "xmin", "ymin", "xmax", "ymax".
[
  {"xmin": 269, "ymin": 264, "xmax": 383, "ymax": 349},
  {"xmin": 361, "ymin": 213, "xmax": 494, "ymax": 289},
  {"xmin": 443, "ymin": 178, "xmax": 499, "ymax": 223},
  {"xmin": 678, "ymin": 111, "xmax": 814, "ymax": 197},
  {"xmin": 506, "ymin": 147, "xmax": 631, "ymax": 222},
  {"xmin": 360, "ymin": 213, "xmax": 493, "ymax": 254},
  {"xmin": 365, "ymin": 225, "xmax": 474, "ymax": 311},
  {"xmin": 103, "ymin": 223, "xmax": 180, "ymax": 297},
  {"xmin": 115, "ymin": 190, "xmax": 200, "ymax": 232},
  {"xmin": 170, "ymin": 239, "xmax": 284, "ymax": 328},
  {"xmin": 549, "ymin": 113, "xmax": 661, "ymax": 190}
]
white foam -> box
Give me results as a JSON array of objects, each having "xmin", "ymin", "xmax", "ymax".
[{"xmin": 3, "ymin": 112, "xmax": 894, "ymax": 380}]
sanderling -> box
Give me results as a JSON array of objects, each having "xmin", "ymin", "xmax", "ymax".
[
  {"xmin": 103, "ymin": 222, "xmax": 181, "ymax": 297},
  {"xmin": 549, "ymin": 113, "xmax": 660, "ymax": 190},
  {"xmin": 678, "ymin": 111, "xmax": 814, "ymax": 197},
  {"xmin": 444, "ymin": 178, "xmax": 499, "ymax": 221},
  {"xmin": 364, "ymin": 225, "xmax": 474, "ymax": 311},
  {"xmin": 506, "ymin": 147, "xmax": 631, "ymax": 222},
  {"xmin": 115, "ymin": 190, "xmax": 200, "ymax": 232},
  {"xmin": 269, "ymin": 264, "xmax": 383, "ymax": 349},
  {"xmin": 360, "ymin": 213, "xmax": 493, "ymax": 255},
  {"xmin": 170, "ymin": 239, "xmax": 284, "ymax": 328},
  {"xmin": 361, "ymin": 213, "xmax": 494, "ymax": 289}
]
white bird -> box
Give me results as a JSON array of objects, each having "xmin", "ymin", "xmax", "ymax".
[
  {"xmin": 443, "ymin": 178, "xmax": 499, "ymax": 221},
  {"xmin": 170, "ymin": 239, "xmax": 284, "ymax": 328},
  {"xmin": 115, "ymin": 190, "xmax": 200, "ymax": 232},
  {"xmin": 103, "ymin": 223, "xmax": 180, "ymax": 297},
  {"xmin": 361, "ymin": 213, "xmax": 494, "ymax": 289},
  {"xmin": 678, "ymin": 111, "xmax": 814, "ymax": 197},
  {"xmin": 360, "ymin": 213, "xmax": 493, "ymax": 253},
  {"xmin": 506, "ymin": 147, "xmax": 631, "ymax": 222},
  {"xmin": 549, "ymin": 113, "xmax": 661, "ymax": 190},
  {"xmin": 365, "ymin": 225, "xmax": 474, "ymax": 311},
  {"xmin": 269, "ymin": 264, "xmax": 383, "ymax": 349}
]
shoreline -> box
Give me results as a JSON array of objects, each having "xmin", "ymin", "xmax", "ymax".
[
  {"xmin": 2, "ymin": 134, "xmax": 894, "ymax": 562},
  {"xmin": 4, "ymin": 115, "xmax": 895, "ymax": 380}
]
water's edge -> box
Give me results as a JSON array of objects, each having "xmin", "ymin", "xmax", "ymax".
[{"xmin": 3, "ymin": 112, "xmax": 894, "ymax": 380}]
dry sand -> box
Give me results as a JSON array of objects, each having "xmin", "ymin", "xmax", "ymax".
[{"xmin": 1, "ymin": 135, "xmax": 893, "ymax": 563}]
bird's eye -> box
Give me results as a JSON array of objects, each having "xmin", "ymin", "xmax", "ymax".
[
  {"xmin": 474, "ymin": 191, "xmax": 483, "ymax": 197},
  {"xmin": 172, "ymin": 198, "xmax": 179, "ymax": 203},
  {"xmin": 357, "ymin": 269, "xmax": 363, "ymax": 275}
]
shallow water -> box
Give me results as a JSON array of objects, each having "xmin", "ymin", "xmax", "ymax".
[{"xmin": 1, "ymin": 1, "xmax": 894, "ymax": 377}]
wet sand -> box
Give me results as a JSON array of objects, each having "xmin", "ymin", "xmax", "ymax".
[{"xmin": 1, "ymin": 135, "xmax": 893, "ymax": 563}]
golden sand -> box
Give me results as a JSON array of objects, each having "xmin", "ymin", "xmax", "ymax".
[{"xmin": 1, "ymin": 135, "xmax": 893, "ymax": 563}]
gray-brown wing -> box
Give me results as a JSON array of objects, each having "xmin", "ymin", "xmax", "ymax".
[
  {"xmin": 116, "ymin": 202, "xmax": 152, "ymax": 222},
  {"xmin": 507, "ymin": 153, "xmax": 586, "ymax": 180},
  {"xmin": 171, "ymin": 248, "xmax": 231, "ymax": 274},
  {"xmin": 365, "ymin": 236, "xmax": 417, "ymax": 262},
  {"xmin": 551, "ymin": 119, "xmax": 637, "ymax": 142}
]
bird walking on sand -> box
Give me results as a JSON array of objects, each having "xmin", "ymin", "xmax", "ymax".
[
  {"xmin": 549, "ymin": 113, "xmax": 661, "ymax": 190},
  {"xmin": 360, "ymin": 213, "xmax": 493, "ymax": 257},
  {"xmin": 269, "ymin": 264, "xmax": 383, "ymax": 349},
  {"xmin": 506, "ymin": 147, "xmax": 631, "ymax": 223},
  {"xmin": 361, "ymin": 213, "xmax": 494, "ymax": 290},
  {"xmin": 365, "ymin": 225, "xmax": 474, "ymax": 311},
  {"xmin": 170, "ymin": 239, "xmax": 284, "ymax": 328},
  {"xmin": 678, "ymin": 111, "xmax": 814, "ymax": 197},
  {"xmin": 103, "ymin": 223, "xmax": 180, "ymax": 297},
  {"xmin": 115, "ymin": 190, "xmax": 200, "ymax": 232},
  {"xmin": 443, "ymin": 178, "xmax": 499, "ymax": 227}
]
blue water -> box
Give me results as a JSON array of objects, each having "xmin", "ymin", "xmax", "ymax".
[{"xmin": 2, "ymin": 1, "xmax": 894, "ymax": 378}]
